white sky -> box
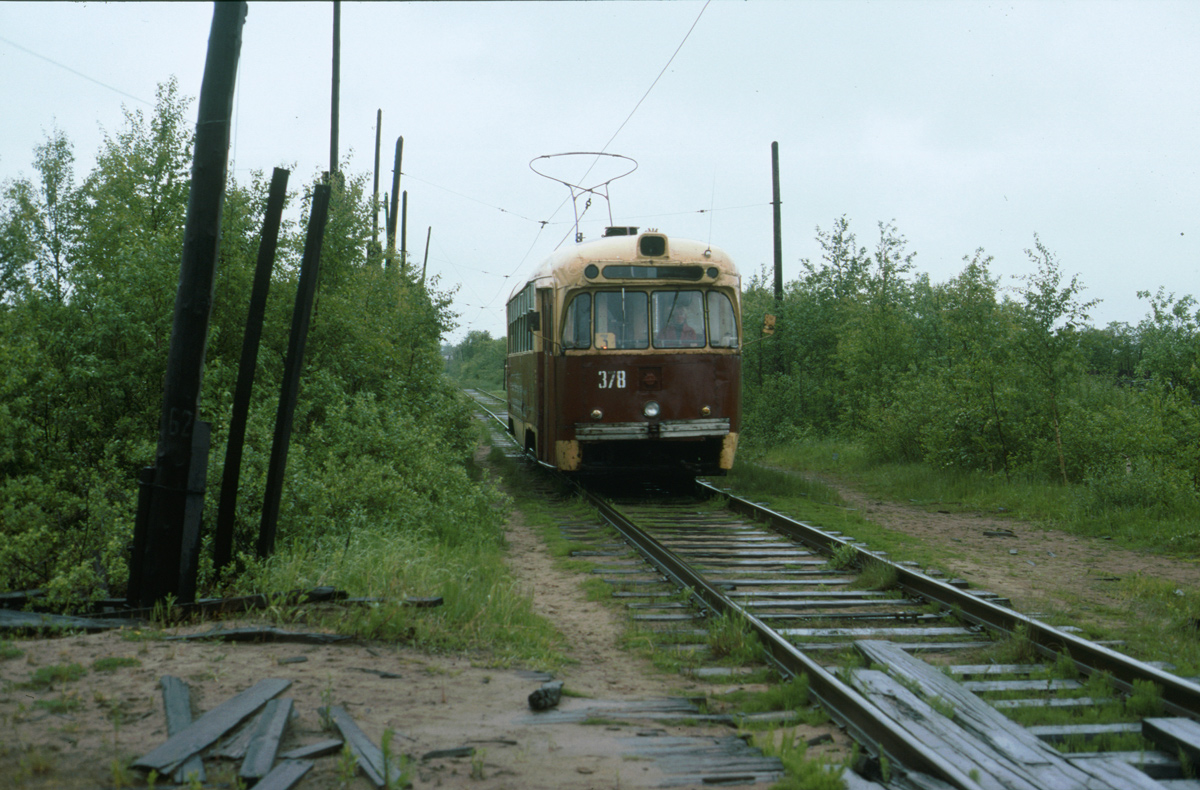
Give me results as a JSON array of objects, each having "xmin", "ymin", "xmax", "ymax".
[{"xmin": 2, "ymin": 1, "xmax": 1198, "ymax": 343}]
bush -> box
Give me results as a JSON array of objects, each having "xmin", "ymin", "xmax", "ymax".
[
  {"xmin": 0, "ymin": 83, "xmax": 506, "ymax": 605},
  {"xmin": 1077, "ymin": 456, "xmax": 1200, "ymax": 518}
]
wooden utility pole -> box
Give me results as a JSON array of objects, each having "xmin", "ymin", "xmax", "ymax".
[
  {"xmin": 420, "ymin": 226, "xmax": 432, "ymax": 286},
  {"xmin": 372, "ymin": 109, "xmax": 381, "ymax": 252},
  {"xmin": 771, "ymin": 141, "xmax": 783, "ymax": 301},
  {"xmin": 400, "ymin": 189, "xmax": 408, "ymax": 274},
  {"xmin": 330, "ymin": 1, "xmax": 341, "ymax": 175},
  {"xmin": 257, "ymin": 185, "xmax": 332, "ymax": 559},
  {"xmin": 130, "ymin": 1, "xmax": 246, "ymax": 607},
  {"xmin": 213, "ymin": 167, "xmax": 289, "ymax": 574},
  {"xmin": 386, "ymin": 137, "xmax": 402, "ymax": 268}
]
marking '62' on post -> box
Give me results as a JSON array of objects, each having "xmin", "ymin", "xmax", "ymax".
[{"xmin": 598, "ymin": 370, "xmax": 626, "ymax": 389}]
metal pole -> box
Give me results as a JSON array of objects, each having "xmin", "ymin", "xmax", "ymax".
[
  {"xmin": 213, "ymin": 167, "xmax": 289, "ymax": 574},
  {"xmin": 771, "ymin": 141, "xmax": 783, "ymax": 302},
  {"xmin": 257, "ymin": 184, "xmax": 332, "ymax": 559},
  {"xmin": 329, "ymin": 0, "xmax": 341, "ymax": 175},
  {"xmin": 135, "ymin": 1, "xmax": 246, "ymax": 607}
]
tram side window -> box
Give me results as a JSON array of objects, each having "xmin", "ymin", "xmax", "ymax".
[
  {"xmin": 561, "ymin": 293, "xmax": 591, "ymax": 349},
  {"xmin": 507, "ymin": 284, "xmax": 536, "ymax": 353},
  {"xmin": 653, "ymin": 290, "xmax": 706, "ymax": 348},
  {"xmin": 707, "ymin": 291, "xmax": 739, "ymax": 348},
  {"xmin": 594, "ymin": 291, "xmax": 648, "ymax": 350}
]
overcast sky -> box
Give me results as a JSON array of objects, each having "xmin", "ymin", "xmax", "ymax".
[{"xmin": 3, "ymin": 1, "xmax": 1198, "ymax": 342}]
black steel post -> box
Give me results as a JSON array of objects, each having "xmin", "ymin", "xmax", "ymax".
[
  {"xmin": 330, "ymin": 0, "xmax": 340, "ymax": 175},
  {"xmin": 771, "ymin": 141, "xmax": 783, "ymax": 302},
  {"xmin": 213, "ymin": 167, "xmax": 289, "ymax": 574},
  {"xmin": 386, "ymin": 136, "xmax": 402, "ymax": 268},
  {"xmin": 135, "ymin": 1, "xmax": 246, "ymax": 607},
  {"xmin": 257, "ymin": 185, "xmax": 332, "ymax": 559}
]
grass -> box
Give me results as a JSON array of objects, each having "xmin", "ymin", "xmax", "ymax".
[
  {"xmin": 751, "ymin": 726, "xmax": 846, "ymax": 790},
  {"xmin": 723, "ymin": 675, "xmax": 826, "ymax": 721},
  {"xmin": 726, "ymin": 445, "xmax": 1200, "ymax": 672},
  {"xmin": 228, "ymin": 454, "xmax": 571, "ymax": 670},
  {"xmin": 706, "ymin": 610, "xmax": 763, "ymax": 664},
  {"xmin": 848, "ymin": 558, "xmax": 898, "ymax": 591},
  {"xmin": 34, "ymin": 691, "xmax": 82, "ymax": 714},
  {"xmin": 26, "ymin": 663, "xmax": 87, "ymax": 689},
  {"xmin": 722, "ymin": 460, "xmax": 961, "ymax": 573},
  {"xmin": 92, "ymin": 656, "xmax": 140, "ymax": 672},
  {"xmin": 748, "ymin": 438, "xmax": 1200, "ymax": 558}
]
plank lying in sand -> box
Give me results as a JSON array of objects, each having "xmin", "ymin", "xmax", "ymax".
[{"xmin": 134, "ymin": 678, "xmax": 292, "ymax": 776}]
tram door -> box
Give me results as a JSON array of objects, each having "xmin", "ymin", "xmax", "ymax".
[{"xmin": 537, "ymin": 288, "xmax": 556, "ymax": 461}]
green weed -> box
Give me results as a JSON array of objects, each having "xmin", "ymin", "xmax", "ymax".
[
  {"xmin": 92, "ymin": 656, "xmax": 140, "ymax": 672},
  {"xmin": 706, "ymin": 610, "xmax": 763, "ymax": 663},
  {"xmin": 752, "ymin": 727, "xmax": 844, "ymax": 790},
  {"xmin": 27, "ymin": 662, "xmax": 86, "ymax": 689}
]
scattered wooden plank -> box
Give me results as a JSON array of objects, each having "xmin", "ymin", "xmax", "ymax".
[
  {"xmin": 851, "ymin": 669, "xmax": 1043, "ymax": 790},
  {"xmin": 855, "ymin": 640, "xmax": 1148, "ymax": 790},
  {"xmin": 0, "ymin": 608, "xmax": 136, "ymax": 633},
  {"xmin": 1026, "ymin": 723, "xmax": 1143, "ymax": 742},
  {"xmin": 794, "ymin": 640, "xmax": 987, "ymax": 653},
  {"xmin": 1068, "ymin": 750, "xmax": 1181, "ymax": 780},
  {"xmin": 0, "ymin": 589, "xmax": 45, "ymax": 608},
  {"xmin": 782, "ymin": 626, "xmax": 973, "ymax": 638},
  {"xmin": 134, "ymin": 678, "xmax": 292, "ymax": 776},
  {"xmin": 962, "ymin": 679, "xmax": 1082, "ymax": 693},
  {"xmin": 279, "ymin": 739, "xmax": 344, "ymax": 760},
  {"xmin": 421, "ymin": 746, "xmax": 475, "ymax": 760},
  {"xmin": 164, "ymin": 626, "xmax": 350, "ymax": 645},
  {"xmin": 992, "ymin": 696, "xmax": 1111, "ymax": 710},
  {"xmin": 212, "ymin": 711, "xmax": 261, "ymax": 760},
  {"xmin": 949, "ymin": 664, "xmax": 1045, "ymax": 676},
  {"xmin": 352, "ymin": 667, "xmax": 403, "ymax": 679},
  {"xmin": 839, "ymin": 769, "xmax": 890, "ymax": 789},
  {"xmin": 251, "ymin": 759, "xmax": 312, "ymax": 790},
  {"xmin": 325, "ymin": 705, "xmax": 407, "ymax": 789},
  {"xmin": 1069, "ymin": 756, "xmax": 1171, "ymax": 790},
  {"xmin": 240, "ymin": 697, "xmax": 294, "ymax": 781},
  {"xmin": 1145, "ymin": 718, "xmax": 1200, "ymax": 765},
  {"xmin": 160, "ymin": 676, "xmax": 205, "ymax": 784},
  {"xmin": 403, "ymin": 596, "xmax": 444, "ymax": 608}
]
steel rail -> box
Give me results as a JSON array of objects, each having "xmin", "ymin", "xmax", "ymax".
[
  {"xmin": 464, "ymin": 390, "xmax": 507, "ymax": 428},
  {"xmin": 578, "ymin": 483, "xmax": 986, "ymax": 790},
  {"xmin": 699, "ymin": 478, "xmax": 1200, "ymax": 721}
]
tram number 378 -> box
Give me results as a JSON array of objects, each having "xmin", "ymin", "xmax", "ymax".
[{"xmin": 598, "ymin": 370, "xmax": 626, "ymax": 389}]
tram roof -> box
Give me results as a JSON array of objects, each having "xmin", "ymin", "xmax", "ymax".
[{"xmin": 511, "ymin": 231, "xmax": 737, "ymax": 301}]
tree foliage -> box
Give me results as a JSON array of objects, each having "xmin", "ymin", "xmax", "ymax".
[
  {"xmin": 0, "ymin": 81, "xmax": 503, "ymax": 604},
  {"xmin": 742, "ymin": 216, "xmax": 1200, "ymax": 517},
  {"xmin": 444, "ymin": 330, "xmax": 506, "ymax": 390}
]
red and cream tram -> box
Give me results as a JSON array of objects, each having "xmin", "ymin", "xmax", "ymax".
[{"xmin": 505, "ymin": 227, "xmax": 741, "ymax": 475}]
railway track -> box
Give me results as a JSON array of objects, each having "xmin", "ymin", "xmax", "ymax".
[{"xmin": 463, "ymin": 388, "xmax": 1200, "ymax": 789}]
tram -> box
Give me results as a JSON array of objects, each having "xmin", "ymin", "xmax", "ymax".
[{"xmin": 505, "ymin": 226, "xmax": 741, "ymax": 475}]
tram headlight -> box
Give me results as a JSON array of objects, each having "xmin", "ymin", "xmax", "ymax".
[
  {"xmin": 643, "ymin": 401, "xmax": 660, "ymax": 418},
  {"xmin": 590, "ymin": 409, "xmax": 603, "ymax": 420}
]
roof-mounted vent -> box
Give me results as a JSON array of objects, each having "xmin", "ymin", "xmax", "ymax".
[{"xmin": 604, "ymin": 226, "xmax": 639, "ymax": 237}]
